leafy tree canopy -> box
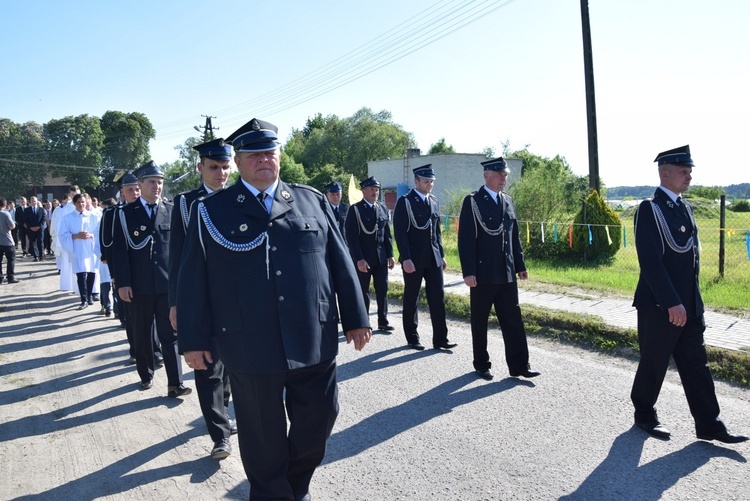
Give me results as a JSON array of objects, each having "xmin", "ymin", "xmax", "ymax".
[
  {"xmin": 0, "ymin": 119, "xmax": 48, "ymax": 197},
  {"xmin": 100, "ymin": 110, "xmax": 155, "ymax": 172},
  {"xmin": 428, "ymin": 137, "xmax": 455, "ymax": 154},
  {"xmin": 45, "ymin": 114, "xmax": 104, "ymax": 188},
  {"xmin": 285, "ymin": 107, "xmax": 415, "ymax": 180}
]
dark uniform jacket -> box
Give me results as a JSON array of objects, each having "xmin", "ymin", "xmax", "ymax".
[
  {"xmin": 15, "ymin": 205, "xmax": 27, "ymax": 227},
  {"xmin": 111, "ymin": 198, "xmax": 172, "ymax": 295},
  {"xmin": 168, "ymin": 185, "xmax": 208, "ymax": 307},
  {"xmin": 633, "ymin": 188, "xmax": 703, "ymax": 317},
  {"xmin": 98, "ymin": 203, "xmax": 121, "ymax": 264},
  {"xmin": 24, "ymin": 206, "xmax": 46, "ymax": 230},
  {"xmin": 392, "ymin": 189, "xmax": 443, "ymax": 268},
  {"xmin": 344, "ymin": 199, "xmax": 393, "ymax": 267},
  {"xmin": 457, "ymin": 186, "xmax": 526, "ymax": 284},
  {"xmin": 176, "ymin": 180, "xmax": 370, "ymax": 374},
  {"xmin": 331, "ymin": 202, "xmax": 349, "ymax": 242}
]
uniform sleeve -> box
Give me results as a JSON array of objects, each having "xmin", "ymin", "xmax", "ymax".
[
  {"xmin": 168, "ymin": 195, "xmax": 186, "ymax": 307},
  {"xmin": 507, "ymin": 197, "xmax": 526, "ymax": 274},
  {"xmin": 392, "ymin": 197, "xmax": 410, "ymax": 262},
  {"xmin": 110, "ymin": 209, "xmax": 132, "ymax": 288},
  {"xmin": 383, "ymin": 208, "xmax": 394, "ymax": 259},
  {"xmin": 176, "ymin": 202, "xmax": 213, "ymax": 352},
  {"xmin": 344, "ymin": 205, "xmax": 363, "ymax": 262},
  {"xmin": 457, "ymin": 196, "xmax": 477, "ymax": 277}
]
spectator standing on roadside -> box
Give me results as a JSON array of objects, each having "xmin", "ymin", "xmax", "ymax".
[
  {"xmin": 16, "ymin": 197, "xmax": 28, "ymax": 257},
  {"xmin": 630, "ymin": 145, "xmax": 748, "ymax": 444},
  {"xmin": 24, "ymin": 196, "xmax": 47, "ymax": 262},
  {"xmin": 8, "ymin": 202, "xmax": 18, "ymax": 249},
  {"xmin": 43, "ymin": 200, "xmax": 53, "ymax": 256},
  {"xmin": 0, "ymin": 198, "xmax": 19, "ymax": 284},
  {"xmin": 458, "ymin": 156, "xmax": 540, "ymax": 381}
]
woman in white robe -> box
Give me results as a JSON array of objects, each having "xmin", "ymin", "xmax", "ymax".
[{"xmin": 59, "ymin": 194, "xmax": 101, "ymax": 309}]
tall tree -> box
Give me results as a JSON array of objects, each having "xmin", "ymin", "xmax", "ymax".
[
  {"xmin": 44, "ymin": 114, "xmax": 105, "ymax": 188},
  {"xmin": 428, "ymin": 137, "xmax": 455, "ymax": 154},
  {"xmin": 286, "ymin": 107, "xmax": 415, "ymax": 180},
  {"xmin": 100, "ymin": 111, "xmax": 155, "ymax": 171},
  {"xmin": 162, "ymin": 136, "xmax": 203, "ymax": 195},
  {"xmin": 0, "ymin": 119, "xmax": 48, "ymax": 197}
]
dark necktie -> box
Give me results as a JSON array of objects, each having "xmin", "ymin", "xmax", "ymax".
[
  {"xmin": 257, "ymin": 192, "xmax": 268, "ymax": 213},
  {"xmin": 333, "ymin": 206, "xmax": 339, "ymax": 218},
  {"xmin": 676, "ymin": 196, "xmax": 688, "ymax": 218},
  {"xmin": 147, "ymin": 203, "xmax": 157, "ymax": 222}
]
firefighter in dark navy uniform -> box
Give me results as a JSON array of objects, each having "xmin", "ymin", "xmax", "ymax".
[
  {"xmin": 168, "ymin": 138, "xmax": 236, "ymax": 460},
  {"xmin": 345, "ymin": 176, "xmax": 395, "ymax": 331},
  {"xmin": 458, "ymin": 156, "xmax": 540, "ymax": 381},
  {"xmin": 631, "ymin": 145, "xmax": 747, "ymax": 443},
  {"xmin": 392, "ymin": 164, "xmax": 455, "ymax": 351},
  {"xmin": 176, "ymin": 118, "xmax": 371, "ymax": 500},
  {"xmin": 111, "ymin": 161, "xmax": 190, "ymax": 397},
  {"xmin": 325, "ymin": 181, "xmax": 349, "ymax": 243}
]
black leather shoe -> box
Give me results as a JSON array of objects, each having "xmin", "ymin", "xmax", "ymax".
[
  {"xmin": 7, "ymin": 278, "xmax": 19, "ymax": 284},
  {"xmin": 476, "ymin": 369, "xmax": 494, "ymax": 381},
  {"xmin": 510, "ymin": 365, "xmax": 541, "ymax": 378},
  {"xmin": 140, "ymin": 380, "xmax": 153, "ymax": 390},
  {"xmin": 636, "ymin": 421, "xmax": 671, "ymax": 439},
  {"xmin": 434, "ymin": 342, "xmax": 458, "ymax": 350},
  {"xmin": 407, "ymin": 342, "xmax": 425, "ymax": 351},
  {"xmin": 155, "ymin": 356, "xmax": 165, "ymax": 367},
  {"xmin": 211, "ymin": 438, "xmax": 232, "ymax": 459},
  {"xmin": 697, "ymin": 430, "xmax": 749, "ymax": 444},
  {"xmin": 167, "ymin": 384, "xmax": 193, "ymax": 398},
  {"xmin": 228, "ymin": 417, "xmax": 238, "ymax": 435},
  {"xmin": 378, "ymin": 324, "xmax": 395, "ymax": 331}
]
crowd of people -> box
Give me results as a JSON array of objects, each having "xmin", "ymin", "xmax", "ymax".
[{"xmin": 3, "ymin": 124, "xmax": 747, "ymax": 500}]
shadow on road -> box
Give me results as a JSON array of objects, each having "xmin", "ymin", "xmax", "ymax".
[{"xmin": 560, "ymin": 427, "xmax": 747, "ymax": 500}]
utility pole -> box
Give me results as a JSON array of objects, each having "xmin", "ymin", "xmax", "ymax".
[
  {"xmin": 580, "ymin": 0, "xmax": 600, "ymax": 193},
  {"xmin": 193, "ymin": 115, "xmax": 218, "ymax": 142}
]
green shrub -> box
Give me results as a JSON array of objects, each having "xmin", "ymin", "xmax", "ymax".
[
  {"xmin": 730, "ymin": 200, "xmax": 750, "ymax": 212},
  {"xmin": 572, "ymin": 190, "xmax": 622, "ymax": 262}
]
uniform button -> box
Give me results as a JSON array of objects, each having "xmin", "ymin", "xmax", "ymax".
[
  {"xmin": 268, "ymin": 222, "xmax": 273, "ymax": 227},
  {"xmin": 222, "ymin": 327, "xmax": 226, "ymax": 332},
  {"xmin": 278, "ymin": 296, "xmax": 285, "ymax": 302},
  {"xmin": 275, "ymin": 270, "xmax": 282, "ymax": 276},
  {"xmin": 271, "ymin": 246, "xmax": 277, "ymax": 251}
]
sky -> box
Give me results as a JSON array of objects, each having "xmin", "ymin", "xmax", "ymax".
[{"xmin": 2, "ymin": 0, "xmax": 749, "ymax": 188}]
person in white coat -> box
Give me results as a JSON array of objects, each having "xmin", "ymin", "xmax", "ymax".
[
  {"xmin": 53, "ymin": 186, "xmax": 81, "ymax": 292},
  {"xmin": 59, "ymin": 194, "xmax": 101, "ymax": 309}
]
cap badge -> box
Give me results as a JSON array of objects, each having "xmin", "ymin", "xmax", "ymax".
[
  {"xmin": 237, "ymin": 194, "xmax": 246, "ymax": 203},
  {"xmin": 251, "ymin": 119, "xmax": 261, "ymax": 131},
  {"xmin": 240, "ymin": 223, "xmax": 248, "ymax": 232},
  {"xmin": 281, "ymin": 190, "xmax": 291, "ymax": 200}
]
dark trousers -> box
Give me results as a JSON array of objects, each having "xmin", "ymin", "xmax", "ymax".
[
  {"xmin": 76, "ymin": 272, "xmax": 96, "ymax": 302},
  {"xmin": 469, "ymin": 282, "xmax": 530, "ymax": 373},
  {"xmin": 44, "ymin": 227, "xmax": 52, "ymax": 254},
  {"xmin": 18, "ymin": 226, "xmax": 27, "ymax": 253},
  {"xmin": 11, "ymin": 227, "xmax": 18, "ymax": 247},
  {"xmin": 100, "ymin": 281, "xmax": 112, "ymax": 310},
  {"xmin": 0, "ymin": 244, "xmax": 15, "ymax": 280},
  {"xmin": 402, "ymin": 265, "xmax": 448, "ymax": 345},
  {"xmin": 229, "ymin": 359, "xmax": 338, "ymax": 501},
  {"xmin": 131, "ymin": 293, "xmax": 182, "ymax": 387},
  {"xmin": 357, "ymin": 263, "xmax": 389, "ymax": 325},
  {"xmin": 195, "ymin": 349, "xmax": 232, "ymax": 443},
  {"xmin": 631, "ymin": 311, "xmax": 724, "ymax": 434},
  {"xmin": 27, "ymin": 229, "xmax": 43, "ymax": 258}
]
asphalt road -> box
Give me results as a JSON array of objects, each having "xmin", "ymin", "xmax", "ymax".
[{"xmin": 1, "ymin": 257, "xmax": 748, "ymax": 500}]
